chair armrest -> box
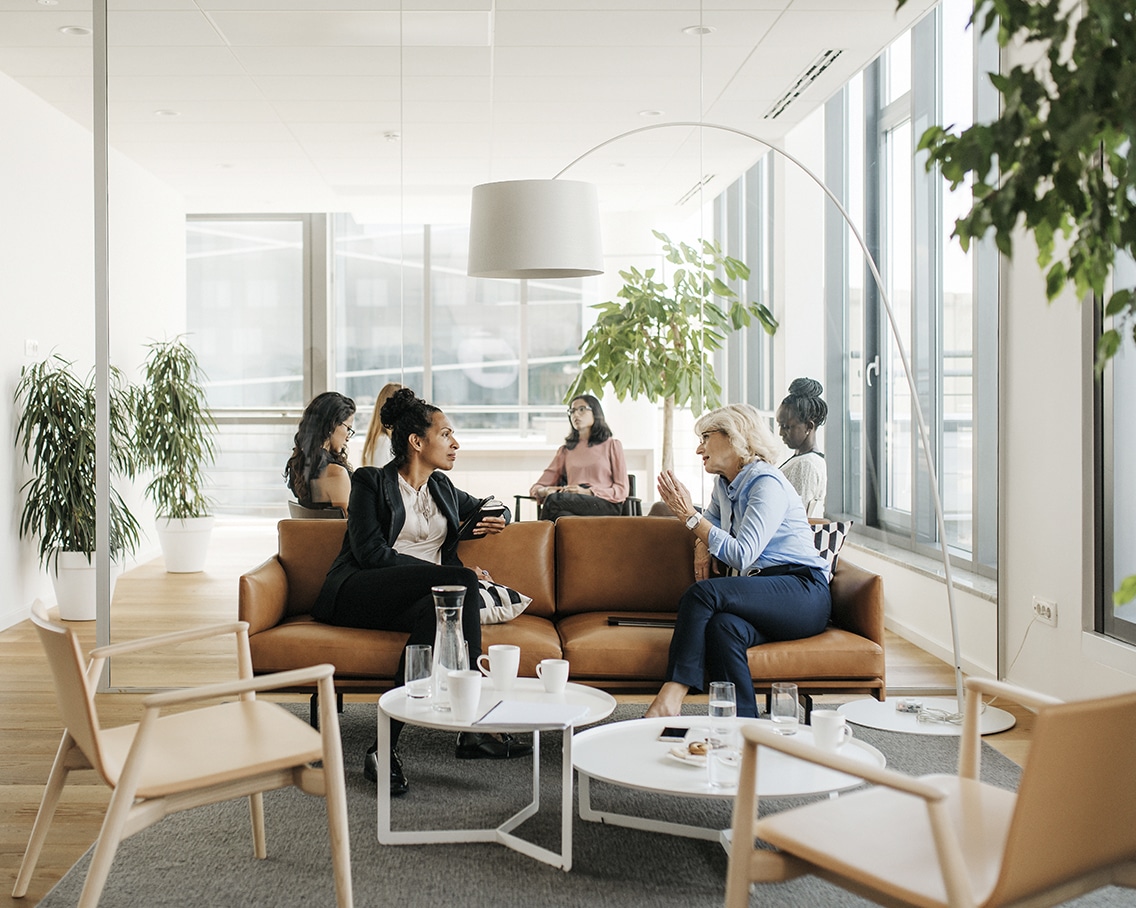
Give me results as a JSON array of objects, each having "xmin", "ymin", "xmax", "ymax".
[
  {"xmin": 741, "ymin": 723, "xmax": 947, "ymax": 802},
  {"xmin": 141, "ymin": 664, "xmax": 336, "ymax": 710},
  {"xmin": 829, "ymin": 559, "xmax": 884, "ymax": 645},
  {"xmin": 90, "ymin": 621, "xmax": 249, "ymax": 659},
  {"xmin": 963, "ymin": 676, "xmax": 1061, "ymax": 710},
  {"xmin": 513, "ymin": 494, "xmax": 543, "ymax": 522}
]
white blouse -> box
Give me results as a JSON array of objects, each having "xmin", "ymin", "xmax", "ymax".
[{"xmin": 393, "ymin": 474, "xmax": 448, "ymax": 563}]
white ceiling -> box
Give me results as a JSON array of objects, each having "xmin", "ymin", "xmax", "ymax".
[{"xmin": 0, "ymin": 0, "xmax": 938, "ymax": 221}]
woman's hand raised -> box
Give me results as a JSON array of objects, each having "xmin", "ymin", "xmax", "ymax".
[{"xmin": 656, "ymin": 470, "xmax": 694, "ymax": 520}]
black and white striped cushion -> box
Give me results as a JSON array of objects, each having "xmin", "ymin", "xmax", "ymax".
[
  {"xmin": 478, "ymin": 580, "xmax": 532, "ymax": 624},
  {"xmin": 812, "ymin": 520, "xmax": 852, "ymax": 570}
]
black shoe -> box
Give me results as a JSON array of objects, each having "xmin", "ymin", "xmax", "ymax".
[
  {"xmin": 364, "ymin": 747, "xmax": 409, "ymax": 796},
  {"xmin": 455, "ymin": 732, "xmax": 534, "ymax": 760}
]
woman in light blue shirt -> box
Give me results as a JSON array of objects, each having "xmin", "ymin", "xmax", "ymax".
[{"xmin": 646, "ymin": 404, "xmax": 831, "ymax": 719}]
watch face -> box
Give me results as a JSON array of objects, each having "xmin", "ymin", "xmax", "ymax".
[{"xmin": 686, "ymin": 513, "xmax": 700, "ymax": 529}]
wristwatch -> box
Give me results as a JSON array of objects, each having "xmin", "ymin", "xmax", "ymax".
[{"xmin": 685, "ymin": 512, "xmax": 700, "ymax": 531}]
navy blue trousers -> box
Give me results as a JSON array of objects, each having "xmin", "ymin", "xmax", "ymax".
[{"xmin": 664, "ymin": 568, "xmax": 831, "ymax": 718}]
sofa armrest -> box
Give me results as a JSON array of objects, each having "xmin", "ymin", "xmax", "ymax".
[
  {"xmin": 829, "ymin": 559, "xmax": 883, "ymax": 646},
  {"xmin": 238, "ymin": 555, "xmax": 289, "ymax": 636}
]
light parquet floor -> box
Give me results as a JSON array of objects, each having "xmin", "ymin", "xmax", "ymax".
[{"xmin": 0, "ymin": 518, "xmax": 1033, "ymax": 907}]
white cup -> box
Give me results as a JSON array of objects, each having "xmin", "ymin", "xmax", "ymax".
[
  {"xmin": 447, "ymin": 669, "xmax": 484, "ymax": 724},
  {"xmin": 536, "ymin": 658, "xmax": 569, "ymax": 694},
  {"xmin": 476, "ymin": 644, "xmax": 520, "ymax": 693},
  {"xmin": 811, "ymin": 709, "xmax": 853, "ymax": 751}
]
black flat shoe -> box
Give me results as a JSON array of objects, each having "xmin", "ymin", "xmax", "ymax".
[
  {"xmin": 455, "ymin": 731, "xmax": 534, "ymax": 760},
  {"xmin": 364, "ymin": 747, "xmax": 409, "ymax": 796}
]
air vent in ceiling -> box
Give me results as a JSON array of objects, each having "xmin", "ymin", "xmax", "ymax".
[{"xmin": 763, "ymin": 48, "xmax": 844, "ymax": 120}]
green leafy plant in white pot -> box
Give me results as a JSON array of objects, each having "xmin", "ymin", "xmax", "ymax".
[
  {"xmin": 567, "ymin": 230, "xmax": 778, "ymax": 471},
  {"xmin": 15, "ymin": 355, "xmax": 141, "ymax": 620},
  {"xmin": 134, "ymin": 337, "xmax": 217, "ymax": 573}
]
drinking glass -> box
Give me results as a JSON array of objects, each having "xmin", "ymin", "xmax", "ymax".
[
  {"xmin": 707, "ymin": 681, "xmax": 739, "ymax": 788},
  {"xmin": 405, "ymin": 644, "xmax": 433, "ymax": 700},
  {"xmin": 770, "ymin": 681, "xmax": 799, "ymax": 735}
]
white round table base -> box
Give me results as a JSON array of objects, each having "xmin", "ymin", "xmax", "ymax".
[{"xmin": 838, "ymin": 696, "xmax": 1016, "ymax": 736}]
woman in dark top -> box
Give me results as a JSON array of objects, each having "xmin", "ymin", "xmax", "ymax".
[
  {"xmin": 312, "ymin": 388, "xmax": 528, "ymax": 795},
  {"xmin": 284, "ymin": 391, "xmax": 355, "ymax": 514}
]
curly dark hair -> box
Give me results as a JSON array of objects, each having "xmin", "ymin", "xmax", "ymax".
[
  {"xmin": 779, "ymin": 377, "xmax": 828, "ymax": 429},
  {"xmin": 284, "ymin": 391, "xmax": 355, "ymax": 503},
  {"xmin": 564, "ymin": 394, "xmax": 614, "ymax": 450},
  {"xmin": 381, "ymin": 387, "xmax": 442, "ymax": 467}
]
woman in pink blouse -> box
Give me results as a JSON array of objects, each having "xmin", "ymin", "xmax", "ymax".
[{"xmin": 530, "ymin": 394, "xmax": 629, "ymax": 520}]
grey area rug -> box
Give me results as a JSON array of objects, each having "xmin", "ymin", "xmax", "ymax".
[{"xmin": 39, "ymin": 703, "xmax": 1129, "ymax": 908}]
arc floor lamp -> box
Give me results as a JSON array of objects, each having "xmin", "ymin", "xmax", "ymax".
[{"xmin": 468, "ymin": 121, "xmax": 1013, "ymax": 735}]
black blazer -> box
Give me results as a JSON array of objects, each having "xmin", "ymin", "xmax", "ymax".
[{"xmin": 311, "ymin": 463, "xmax": 509, "ymax": 621}]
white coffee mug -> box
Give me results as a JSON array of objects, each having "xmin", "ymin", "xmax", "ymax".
[
  {"xmin": 811, "ymin": 709, "xmax": 853, "ymax": 751},
  {"xmin": 535, "ymin": 658, "xmax": 569, "ymax": 694},
  {"xmin": 447, "ymin": 669, "xmax": 484, "ymax": 724},
  {"xmin": 476, "ymin": 643, "xmax": 520, "ymax": 693}
]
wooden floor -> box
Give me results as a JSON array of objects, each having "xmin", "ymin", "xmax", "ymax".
[{"xmin": 0, "ymin": 519, "xmax": 1034, "ymax": 907}]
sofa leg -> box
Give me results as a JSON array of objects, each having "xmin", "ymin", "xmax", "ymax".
[
  {"xmin": 801, "ymin": 693, "xmax": 814, "ymax": 725},
  {"xmin": 309, "ymin": 691, "xmax": 344, "ymax": 729}
]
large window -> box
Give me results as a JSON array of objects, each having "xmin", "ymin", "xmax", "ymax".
[
  {"xmin": 187, "ymin": 214, "xmax": 593, "ymax": 513},
  {"xmin": 823, "ymin": 0, "xmax": 997, "ymax": 575}
]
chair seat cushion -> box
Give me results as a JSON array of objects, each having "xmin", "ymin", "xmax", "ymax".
[{"xmin": 755, "ymin": 774, "xmax": 1016, "ymax": 907}]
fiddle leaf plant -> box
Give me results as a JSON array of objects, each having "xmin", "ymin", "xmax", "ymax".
[
  {"xmin": 134, "ymin": 337, "xmax": 216, "ymax": 520},
  {"xmin": 14, "ymin": 355, "xmax": 141, "ymax": 569},
  {"xmin": 898, "ymin": 0, "xmax": 1136, "ymax": 603},
  {"xmin": 567, "ymin": 230, "xmax": 777, "ymax": 470}
]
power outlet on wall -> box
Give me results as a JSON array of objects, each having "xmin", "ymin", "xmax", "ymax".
[{"xmin": 1033, "ymin": 597, "xmax": 1058, "ymax": 627}]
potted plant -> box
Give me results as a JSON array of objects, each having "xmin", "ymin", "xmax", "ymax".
[
  {"xmin": 134, "ymin": 337, "xmax": 217, "ymax": 573},
  {"xmin": 566, "ymin": 230, "xmax": 778, "ymax": 470},
  {"xmin": 15, "ymin": 355, "xmax": 141, "ymax": 620}
]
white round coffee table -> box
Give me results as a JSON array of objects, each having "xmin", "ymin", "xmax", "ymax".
[
  {"xmin": 572, "ymin": 715, "xmax": 885, "ymax": 847},
  {"xmin": 378, "ymin": 678, "xmax": 616, "ymax": 871}
]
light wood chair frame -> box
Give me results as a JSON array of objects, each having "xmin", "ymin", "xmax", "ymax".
[
  {"xmin": 13, "ymin": 603, "xmax": 353, "ymax": 908},
  {"xmin": 726, "ymin": 676, "xmax": 1136, "ymax": 908}
]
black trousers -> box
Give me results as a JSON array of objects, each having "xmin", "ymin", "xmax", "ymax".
[
  {"xmin": 539, "ymin": 492, "xmax": 622, "ymax": 521},
  {"xmin": 326, "ymin": 564, "xmax": 482, "ymax": 749}
]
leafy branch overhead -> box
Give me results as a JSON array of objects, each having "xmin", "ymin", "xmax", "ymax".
[
  {"xmin": 567, "ymin": 230, "xmax": 778, "ymax": 413},
  {"xmin": 903, "ymin": 0, "xmax": 1136, "ymax": 369}
]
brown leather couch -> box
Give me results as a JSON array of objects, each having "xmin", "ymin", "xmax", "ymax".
[{"xmin": 239, "ymin": 516, "xmax": 885, "ymax": 709}]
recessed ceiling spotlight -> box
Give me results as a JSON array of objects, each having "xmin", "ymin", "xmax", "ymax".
[
  {"xmin": 38, "ymin": 0, "xmax": 60, "ymax": 6},
  {"xmin": 153, "ymin": 109, "xmax": 181, "ymax": 117},
  {"xmin": 611, "ymin": 162, "xmax": 626, "ymax": 169},
  {"xmin": 682, "ymin": 25, "xmax": 716, "ymax": 36},
  {"xmin": 58, "ymin": 25, "xmax": 92, "ymax": 36},
  {"xmin": 383, "ymin": 131, "xmax": 401, "ymax": 142},
  {"xmin": 639, "ymin": 109, "xmax": 664, "ymax": 118}
]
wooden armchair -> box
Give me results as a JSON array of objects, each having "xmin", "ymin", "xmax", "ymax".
[
  {"xmin": 725, "ymin": 677, "xmax": 1136, "ymax": 908},
  {"xmin": 12, "ymin": 602, "xmax": 353, "ymax": 908}
]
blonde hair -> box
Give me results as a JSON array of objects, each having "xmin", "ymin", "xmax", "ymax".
[
  {"xmin": 694, "ymin": 404, "xmax": 780, "ymax": 465},
  {"xmin": 360, "ymin": 382, "xmax": 404, "ymax": 466}
]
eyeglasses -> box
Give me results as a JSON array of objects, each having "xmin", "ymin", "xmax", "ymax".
[
  {"xmin": 567, "ymin": 405, "xmax": 592, "ymax": 416},
  {"xmin": 342, "ymin": 424, "xmax": 356, "ymax": 439}
]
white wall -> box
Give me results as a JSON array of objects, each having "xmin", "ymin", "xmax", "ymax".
[{"xmin": 0, "ymin": 72, "xmax": 185, "ymax": 631}]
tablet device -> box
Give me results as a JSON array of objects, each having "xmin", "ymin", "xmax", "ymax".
[
  {"xmin": 457, "ymin": 497, "xmax": 506, "ymax": 541},
  {"xmin": 606, "ymin": 616, "xmax": 677, "ymax": 628}
]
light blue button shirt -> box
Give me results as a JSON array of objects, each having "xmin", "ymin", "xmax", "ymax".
[{"xmin": 703, "ymin": 460, "xmax": 830, "ymax": 579}]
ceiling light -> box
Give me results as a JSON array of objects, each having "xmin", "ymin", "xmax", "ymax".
[
  {"xmin": 638, "ymin": 109, "xmax": 664, "ymax": 118},
  {"xmin": 154, "ymin": 109, "xmax": 180, "ymax": 117},
  {"xmin": 38, "ymin": 0, "xmax": 59, "ymax": 6},
  {"xmin": 383, "ymin": 131, "xmax": 401, "ymax": 143},
  {"xmin": 58, "ymin": 25, "xmax": 91, "ymax": 36},
  {"xmin": 682, "ymin": 25, "xmax": 715, "ymax": 36}
]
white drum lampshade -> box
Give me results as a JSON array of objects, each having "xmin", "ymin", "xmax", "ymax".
[{"xmin": 467, "ymin": 179, "xmax": 603, "ymax": 279}]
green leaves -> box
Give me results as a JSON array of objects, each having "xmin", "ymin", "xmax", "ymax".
[
  {"xmin": 566, "ymin": 231, "xmax": 777, "ymax": 420},
  {"xmin": 916, "ymin": 0, "xmax": 1136, "ymax": 367}
]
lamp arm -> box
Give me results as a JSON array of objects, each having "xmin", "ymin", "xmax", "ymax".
[{"xmin": 556, "ymin": 121, "xmax": 965, "ymax": 710}]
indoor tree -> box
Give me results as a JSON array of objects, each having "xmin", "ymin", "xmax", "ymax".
[
  {"xmin": 900, "ymin": 0, "xmax": 1136, "ymax": 602},
  {"xmin": 566, "ymin": 230, "xmax": 777, "ymax": 471}
]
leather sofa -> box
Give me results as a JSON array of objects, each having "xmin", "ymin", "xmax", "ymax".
[{"xmin": 239, "ymin": 516, "xmax": 885, "ymax": 710}]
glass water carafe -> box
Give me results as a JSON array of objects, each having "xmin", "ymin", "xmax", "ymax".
[{"xmin": 431, "ymin": 585, "xmax": 468, "ymax": 710}]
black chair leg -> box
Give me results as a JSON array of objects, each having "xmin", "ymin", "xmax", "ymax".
[{"xmin": 309, "ymin": 691, "xmax": 344, "ymax": 729}]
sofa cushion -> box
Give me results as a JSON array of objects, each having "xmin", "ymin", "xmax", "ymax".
[
  {"xmin": 556, "ymin": 516, "xmax": 694, "ymax": 616},
  {"xmin": 278, "ymin": 519, "xmax": 348, "ymax": 618},
  {"xmin": 557, "ymin": 611, "xmax": 675, "ymax": 680},
  {"xmin": 249, "ymin": 614, "xmax": 404, "ymax": 678},
  {"xmin": 746, "ymin": 627, "xmax": 884, "ymax": 681},
  {"xmin": 481, "ymin": 614, "xmax": 563, "ymax": 675},
  {"xmin": 458, "ymin": 521, "xmax": 556, "ymax": 619}
]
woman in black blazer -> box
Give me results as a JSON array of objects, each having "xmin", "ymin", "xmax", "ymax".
[{"xmin": 312, "ymin": 388, "xmax": 528, "ymax": 795}]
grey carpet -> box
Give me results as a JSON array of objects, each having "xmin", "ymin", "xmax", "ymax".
[{"xmin": 37, "ymin": 703, "xmax": 1130, "ymax": 908}]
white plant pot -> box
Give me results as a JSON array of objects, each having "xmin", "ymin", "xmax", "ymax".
[
  {"xmin": 156, "ymin": 516, "xmax": 214, "ymax": 573},
  {"xmin": 50, "ymin": 552, "xmax": 121, "ymax": 622}
]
